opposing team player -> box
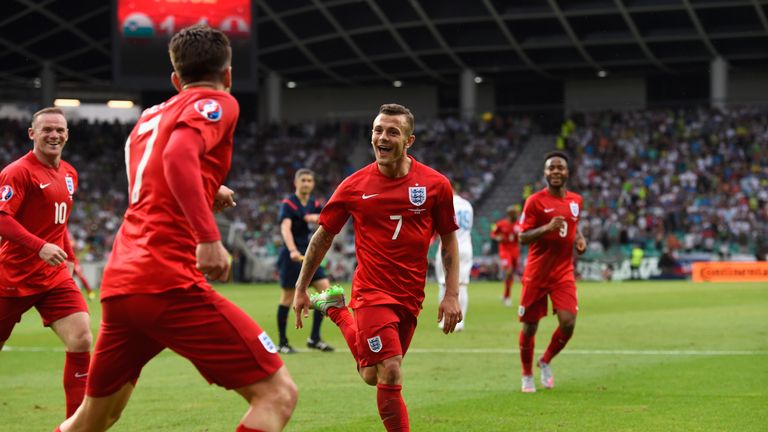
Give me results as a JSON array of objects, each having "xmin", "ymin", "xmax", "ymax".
[
  {"xmin": 293, "ymin": 103, "xmax": 462, "ymax": 432},
  {"xmin": 56, "ymin": 25, "xmax": 297, "ymax": 432},
  {"xmin": 517, "ymin": 151, "xmax": 586, "ymax": 393},
  {"xmin": 0, "ymin": 107, "xmax": 92, "ymax": 419},
  {"xmin": 435, "ymin": 181, "xmax": 473, "ymax": 332}
]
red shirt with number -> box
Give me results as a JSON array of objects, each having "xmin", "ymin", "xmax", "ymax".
[
  {"xmin": 100, "ymin": 88, "xmax": 238, "ymax": 299},
  {"xmin": 0, "ymin": 152, "xmax": 77, "ymax": 296},
  {"xmin": 492, "ymin": 219, "xmax": 521, "ymax": 258},
  {"xmin": 520, "ymin": 188, "xmax": 582, "ymax": 289},
  {"xmin": 319, "ymin": 156, "xmax": 458, "ymax": 317}
]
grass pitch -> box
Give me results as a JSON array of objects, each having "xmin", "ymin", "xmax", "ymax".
[{"xmin": 1, "ymin": 280, "xmax": 766, "ymax": 431}]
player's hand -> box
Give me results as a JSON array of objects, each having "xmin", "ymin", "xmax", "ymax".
[
  {"xmin": 293, "ymin": 288, "xmax": 311, "ymax": 329},
  {"xmin": 576, "ymin": 237, "xmax": 587, "ymax": 254},
  {"xmin": 437, "ymin": 294, "xmax": 463, "ymax": 334},
  {"xmin": 547, "ymin": 216, "xmax": 566, "ymax": 232},
  {"xmin": 303, "ymin": 214, "xmax": 319, "ymax": 223},
  {"xmin": 213, "ymin": 185, "xmax": 236, "ymax": 213},
  {"xmin": 289, "ymin": 250, "xmax": 304, "ymax": 262},
  {"xmin": 38, "ymin": 243, "xmax": 67, "ymax": 266},
  {"xmin": 196, "ymin": 240, "xmax": 231, "ymax": 282}
]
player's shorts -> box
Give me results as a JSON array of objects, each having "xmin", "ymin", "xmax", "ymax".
[
  {"xmin": 434, "ymin": 251, "xmax": 472, "ymax": 285},
  {"xmin": 0, "ymin": 278, "xmax": 87, "ymax": 342},
  {"xmin": 86, "ymin": 285, "xmax": 283, "ymax": 398},
  {"xmin": 499, "ymin": 250, "xmax": 520, "ymax": 271},
  {"xmin": 354, "ymin": 304, "xmax": 417, "ymax": 368},
  {"xmin": 277, "ymin": 247, "xmax": 326, "ymax": 288},
  {"xmin": 518, "ymin": 280, "xmax": 578, "ymax": 323}
]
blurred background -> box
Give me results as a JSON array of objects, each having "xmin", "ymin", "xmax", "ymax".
[{"xmin": 1, "ymin": 0, "xmax": 766, "ymax": 285}]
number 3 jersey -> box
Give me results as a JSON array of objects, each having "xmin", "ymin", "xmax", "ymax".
[
  {"xmin": 319, "ymin": 156, "xmax": 458, "ymax": 317},
  {"xmin": 520, "ymin": 188, "xmax": 583, "ymax": 289},
  {"xmin": 0, "ymin": 152, "xmax": 77, "ymax": 295},
  {"xmin": 101, "ymin": 88, "xmax": 238, "ymax": 299}
]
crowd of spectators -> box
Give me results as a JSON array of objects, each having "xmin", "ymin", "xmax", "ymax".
[{"xmin": 557, "ymin": 106, "xmax": 768, "ymax": 260}]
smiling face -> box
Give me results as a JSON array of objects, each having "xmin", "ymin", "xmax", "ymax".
[
  {"xmin": 371, "ymin": 113, "xmax": 415, "ymax": 174},
  {"xmin": 29, "ymin": 113, "xmax": 68, "ymax": 166},
  {"xmin": 544, "ymin": 156, "xmax": 569, "ymax": 190}
]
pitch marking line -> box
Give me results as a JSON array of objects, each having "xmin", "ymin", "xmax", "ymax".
[{"xmin": 3, "ymin": 346, "xmax": 767, "ymax": 356}]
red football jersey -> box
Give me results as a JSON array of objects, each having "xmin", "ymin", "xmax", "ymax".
[
  {"xmin": 319, "ymin": 157, "xmax": 458, "ymax": 317},
  {"xmin": 100, "ymin": 88, "xmax": 238, "ymax": 298},
  {"xmin": 520, "ymin": 188, "xmax": 582, "ymax": 288},
  {"xmin": 493, "ymin": 219, "xmax": 521, "ymax": 256},
  {"xmin": 0, "ymin": 152, "xmax": 77, "ymax": 296}
]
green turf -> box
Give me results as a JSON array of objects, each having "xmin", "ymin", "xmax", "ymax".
[{"xmin": 1, "ymin": 281, "xmax": 767, "ymax": 431}]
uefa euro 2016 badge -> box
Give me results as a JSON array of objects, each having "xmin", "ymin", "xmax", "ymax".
[
  {"xmin": 367, "ymin": 335, "xmax": 383, "ymax": 353},
  {"xmin": 194, "ymin": 99, "xmax": 223, "ymax": 122},
  {"xmin": 408, "ymin": 186, "xmax": 426, "ymax": 206},
  {"xmin": 0, "ymin": 185, "xmax": 13, "ymax": 201},
  {"xmin": 65, "ymin": 174, "xmax": 75, "ymax": 195},
  {"xmin": 569, "ymin": 202, "xmax": 579, "ymax": 217}
]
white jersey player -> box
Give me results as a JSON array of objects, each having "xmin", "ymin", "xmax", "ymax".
[{"xmin": 435, "ymin": 190, "xmax": 473, "ymax": 331}]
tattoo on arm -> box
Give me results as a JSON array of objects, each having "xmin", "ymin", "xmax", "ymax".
[
  {"xmin": 296, "ymin": 227, "xmax": 334, "ymax": 291},
  {"xmin": 441, "ymin": 245, "xmax": 453, "ymax": 272}
]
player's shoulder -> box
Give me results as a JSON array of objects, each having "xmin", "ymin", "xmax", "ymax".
[
  {"xmin": 60, "ymin": 160, "xmax": 77, "ymax": 174},
  {"xmin": 414, "ymin": 159, "xmax": 450, "ymax": 184},
  {"xmin": 0, "ymin": 152, "xmax": 35, "ymax": 176},
  {"xmin": 566, "ymin": 190, "xmax": 583, "ymax": 201},
  {"xmin": 454, "ymin": 194, "xmax": 472, "ymax": 208}
]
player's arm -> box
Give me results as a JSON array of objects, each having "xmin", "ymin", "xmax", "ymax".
[
  {"xmin": 293, "ymin": 226, "xmax": 336, "ymax": 329},
  {"xmin": 279, "ymin": 218, "xmax": 303, "ymax": 262},
  {"xmin": 63, "ymin": 232, "xmax": 76, "ymax": 275},
  {"xmin": 575, "ymin": 224, "xmax": 587, "ymax": 254},
  {"xmin": 0, "ymin": 212, "xmax": 67, "ymax": 266},
  {"xmin": 519, "ymin": 216, "xmax": 565, "ymax": 245},
  {"xmin": 163, "ymin": 126, "xmax": 229, "ymax": 282},
  {"xmin": 438, "ymin": 231, "xmax": 463, "ymax": 334},
  {"xmin": 213, "ymin": 185, "xmax": 236, "ymax": 212}
]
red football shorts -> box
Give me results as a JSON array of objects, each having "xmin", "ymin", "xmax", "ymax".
[
  {"xmin": 0, "ymin": 278, "xmax": 87, "ymax": 342},
  {"xmin": 518, "ymin": 280, "xmax": 578, "ymax": 322},
  {"xmin": 354, "ymin": 305, "xmax": 417, "ymax": 368},
  {"xmin": 87, "ymin": 286, "xmax": 283, "ymax": 398},
  {"xmin": 499, "ymin": 250, "xmax": 519, "ymax": 271}
]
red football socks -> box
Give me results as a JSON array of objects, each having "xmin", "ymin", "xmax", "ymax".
[
  {"xmin": 63, "ymin": 351, "xmax": 90, "ymax": 417},
  {"xmin": 327, "ymin": 307, "xmax": 359, "ymax": 360},
  {"xmin": 519, "ymin": 331, "xmax": 535, "ymax": 376},
  {"xmin": 236, "ymin": 425, "xmax": 265, "ymax": 432},
  {"xmin": 376, "ymin": 383, "xmax": 409, "ymax": 431},
  {"xmin": 541, "ymin": 327, "xmax": 573, "ymax": 364},
  {"xmin": 503, "ymin": 278, "xmax": 512, "ymax": 299}
]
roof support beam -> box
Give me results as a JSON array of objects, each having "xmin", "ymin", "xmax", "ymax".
[
  {"xmin": 614, "ymin": 0, "xmax": 673, "ymax": 73},
  {"xmin": 546, "ymin": 0, "xmax": 603, "ymax": 71},
  {"xmin": 680, "ymin": 0, "xmax": 719, "ymax": 57},
  {"xmin": 16, "ymin": 0, "xmax": 109, "ymax": 56},
  {"xmin": 407, "ymin": 0, "xmax": 467, "ymax": 69},
  {"xmin": 751, "ymin": 0, "xmax": 768, "ymax": 34}
]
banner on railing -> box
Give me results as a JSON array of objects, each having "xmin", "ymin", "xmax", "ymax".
[{"xmin": 691, "ymin": 262, "xmax": 768, "ymax": 282}]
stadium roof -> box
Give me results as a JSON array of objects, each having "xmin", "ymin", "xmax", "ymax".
[{"xmin": 2, "ymin": 0, "xmax": 768, "ymax": 91}]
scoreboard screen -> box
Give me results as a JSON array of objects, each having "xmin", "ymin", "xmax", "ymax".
[{"xmin": 113, "ymin": 0, "xmax": 257, "ymax": 90}]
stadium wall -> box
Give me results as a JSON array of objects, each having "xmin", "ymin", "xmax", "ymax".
[
  {"xmin": 728, "ymin": 71, "xmax": 768, "ymax": 105},
  {"xmin": 564, "ymin": 77, "xmax": 646, "ymax": 114}
]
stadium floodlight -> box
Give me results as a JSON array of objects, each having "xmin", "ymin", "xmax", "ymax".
[
  {"xmin": 107, "ymin": 100, "xmax": 135, "ymax": 109},
  {"xmin": 54, "ymin": 99, "xmax": 81, "ymax": 107},
  {"xmin": 286, "ymin": 81, "xmax": 297, "ymax": 89},
  {"xmin": 474, "ymin": 76, "xmax": 483, "ymax": 84},
  {"xmin": 393, "ymin": 80, "xmax": 403, "ymax": 88},
  {"xmin": 597, "ymin": 70, "xmax": 608, "ymax": 78}
]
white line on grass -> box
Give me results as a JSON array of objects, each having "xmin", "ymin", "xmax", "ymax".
[{"xmin": 4, "ymin": 346, "xmax": 767, "ymax": 356}]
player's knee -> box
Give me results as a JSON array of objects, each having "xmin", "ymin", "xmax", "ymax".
[
  {"xmin": 360, "ymin": 367, "xmax": 378, "ymax": 386},
  {"xmin": 66, "ymin": 328, "xmax": 93, "ymax": 352},
  {"xmin": 522, "ymin": 322, "xmax": 538, "ymax": 337},
  {"xmin": 263, "ymin": 378, "xmax": 298, "ymax": 420},
  {"xmin": 377, "ymin": 361, "xmax": 402, "ymax": 385}
]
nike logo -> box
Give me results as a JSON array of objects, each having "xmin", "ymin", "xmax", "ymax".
[
  {"xmin": 39, "ymin": 183, "xmax": 51, "ymax": 189},
  {"xmin": 544, "ymin": 208, "xmax": 555, "ymax": 213},
  {"xmin": 74, "ymin": 372, "xmax": 88, "ymax": 378},
  {"xmin": 362, "ymin": 193, "xmax": 379, "ymax": 200}
]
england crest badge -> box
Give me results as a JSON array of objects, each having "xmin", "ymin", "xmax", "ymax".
[
  {"xmin": 408, "ymin": 186, "xmax": 426, "ymax": 206},
  {"xmin": 569, "ymin": 202, "xmax": 579, "ymax": 217},
  {"xmin": 65, "ymin": 174, "xmax": 75, "ymax": 195},
  {"xmin": 367, "ymin": 335, "xmax": 383, "ymax": 353}
]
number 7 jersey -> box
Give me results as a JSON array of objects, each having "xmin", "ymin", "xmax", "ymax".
[
  {"xmin": 101, "ymin": 88, "xmax": 239, "ymax": 298},
  {"xmin": 319, "ymin": 156, "xmax": 458, "ymax": 317}
]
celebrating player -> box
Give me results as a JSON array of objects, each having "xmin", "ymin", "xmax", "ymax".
[
  {"xmin": 276, "ymin": 168, "xmax": 333, "ymax": 353},
  {"xmin": 56, "ymin": 25, "xmax": 297, "ymax": 432},
  {"xmin": 293, "ymin": 103, "xmax": 462, "ymax": 431},
  {"xmin": 0, "ymin": 107, "xmax": 92, "ymax": 419},
  {"xmin": 491, "ymin": 205, "xmax": 521, "ymax": 306},
  {"xmin": 435, "ymin": 181, "xmax": 473, "ymax": 332},
  {"xmin": 517, "ymin": 151, "xmax": 586, "ymax": 393}
]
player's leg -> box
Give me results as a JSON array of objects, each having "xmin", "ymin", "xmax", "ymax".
[
  {"xmin": 436, "ymin": 282, "xmax": 446, "ymax": 329},
  {"xmin": 518, "ymin": 286, "xmax": 548, "ymax": 393},
  {"xmin": 57, "ymin": 383, "xmax": 136, "ymax": 432},
  {"xmin": 456, "ymin": 254, "xmax": 471, "ymax": 331},
  {"xmin": 276, "ymin": 250, "xmax": 297, "ymax": 354},
  {"xmin": 307, "ymin": 275, "xmax": 333, "ymax": 352},
  {"xmin": 0, "ymin": 294, "xmax": 39, "ymax": 352},
  {"xmin": 500, "ymin": 253, "xmax": 513, "ymax": 306},
  {"xmin": 233, "ymin": 366, "xmax": 297, "ymax": 432},
  {"xmin": 41, "ymin": 282, "xmax": 92, "ymax": 417},
  {"xmin": 538, "ymin": 283, "xmax": 578, "ymax": 389},
  {"xmin": 311, "ymin": 285, "xmax": 358, "ymax": 361}
]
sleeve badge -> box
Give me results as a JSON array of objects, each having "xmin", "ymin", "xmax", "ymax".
[{"xmin": 194, "ymin": 99, "xmax": 223, "ymax": 122}]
